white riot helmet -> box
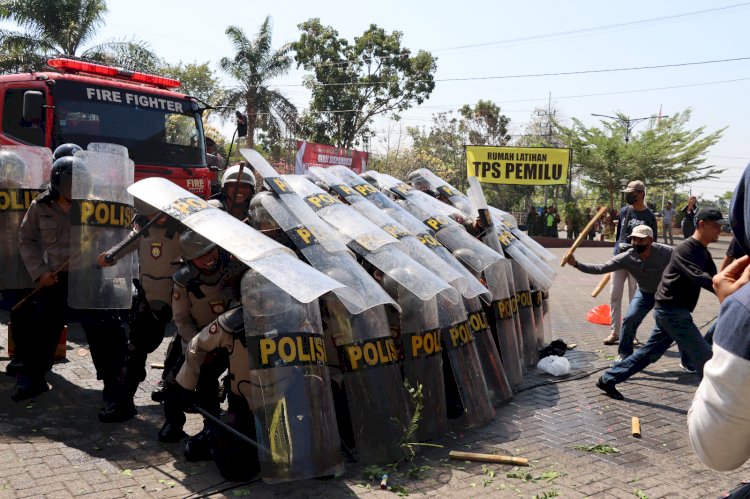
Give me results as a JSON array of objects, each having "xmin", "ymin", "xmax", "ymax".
[{"xmin": 222, "ymin": 164, "xmax": 256, "ymax": 190}]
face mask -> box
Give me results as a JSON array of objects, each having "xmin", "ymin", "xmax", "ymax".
[
  {"xmin": 625, "ymin": 192, "xmax": 639, "ymax": 204},
  {"xmin": 634, "ymin": 244, "xmax": 648, "ymax": 254}
]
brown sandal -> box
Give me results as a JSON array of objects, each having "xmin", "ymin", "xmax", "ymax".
[{"xmin": 603, "ymin": 333, "xmax": 619, "ymax": 345}]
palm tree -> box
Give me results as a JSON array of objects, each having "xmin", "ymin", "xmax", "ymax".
[
  {"xmin": 218, "ymin": 16, "xmax": 297, "ymax": 148},
  {"xmin": 0, "ymin": 0, "xmax": 158, "ymax": 74}
]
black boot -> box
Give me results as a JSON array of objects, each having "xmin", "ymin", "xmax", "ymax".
[
  {"xmin": 98, "ymin": 378, "xmax": 136, "ymax": 423},
  {"xmin": 158, "ymin": 388, "xmax": 187, "ymax": 442},
  {"xmin": 184, "ymin": 427, "xmax": 213, "ymax": 462}
]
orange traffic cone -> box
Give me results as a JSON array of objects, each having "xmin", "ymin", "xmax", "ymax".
[{"xmin": 586, "ymin": 304, "xmax": 611, "ymax": 325}]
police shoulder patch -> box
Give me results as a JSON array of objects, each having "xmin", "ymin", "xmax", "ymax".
[{"xmin": 209, "ymin": 322, "xmax": 218, "ymax": 334}]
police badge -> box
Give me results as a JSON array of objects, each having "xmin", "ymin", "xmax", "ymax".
[
  {"xmin": 150, "ymin": 242, "xmax": 162, "ymax": 259},
  {"xmin": 210, "ymin": 301, "xmax": 225, "ymax": 315}
]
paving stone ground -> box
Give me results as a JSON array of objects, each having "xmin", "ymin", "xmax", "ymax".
[{"xmin": 0, "ymin": 236, "xmax": 748, "ymax": 498}]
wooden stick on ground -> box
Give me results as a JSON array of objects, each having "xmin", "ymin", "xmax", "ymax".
[
  {"xmin": 560, "ymin": 205, "xmax": 609, "ymax": 267},
  {"xmin": 632, "ymin": 417, "xmax": 641, "ymax": 438},
  {"xmin": 591, "ymin": 273, "xmax": 611, "ymax": 298},
  {"xmin": 448, "ymin": 450, "xmax": 529, "ymax": 466}
]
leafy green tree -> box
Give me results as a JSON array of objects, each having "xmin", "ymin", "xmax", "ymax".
[
  {"xmin": 293, "ymin": 19, "xmax": 437, "ymax": 148},
  {"xmin": 459, "ymin": 100, "xmax": 511, "ymax": 146},
  {"xmin": 161, "ymin": 61, "xmax": 221, "ymax": 105},
  {"xmin": 0, "ymin": 0, "xmax": 158, "ymax": 73},
  {"xmin": 560, "ymin": 109, "xmax": 725, "ymax": 208},
  {"xmin": 217, "ymin": 16, "xmax": 297, "ymax": 148}
]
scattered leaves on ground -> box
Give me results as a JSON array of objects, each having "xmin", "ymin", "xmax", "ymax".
[
  {"xmin": 573, "ymin": 444, "xmax": 620, "ymax": 454},
  {"xmin": 534, "ymin": 491, "xmax": 560, "ymax": 499},
  {"xmin": 122, "ymin": 469, "xmax": 132, "ymax": 476},
  {"xmin": 634, "ymin": 490, "xmax": 649, "ymax": 499},
  {"xmin": 506, "ymin": 470, "xmax": 565, "ymax": 483}
]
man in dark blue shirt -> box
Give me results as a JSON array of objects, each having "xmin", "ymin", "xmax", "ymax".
[{"xmin": 597, "ymin": 207, "xmax": 724, "ymax": 400}]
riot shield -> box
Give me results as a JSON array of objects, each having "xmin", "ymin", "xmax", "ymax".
[
  {"xmin": 322, "ymin": 298, "xmax": 411, "ymax": 464},
  {"xmin": 128, "ymin": 178, "xmax": 345, "ymax": 304},
  {"xmin": 241, "ymin": 269, "xmax": 344, "ymax": 482},
  {"xmin": 308, "ymin": 166, "xmax": 466, "ymax": 298},
  {"xmin": 409, "ymin": 167, "xmax": 556, "ymax": 263},
  {"xmin": 483, "ymin": 261, "xmax": 524, "ymax": 385},
  {"xmin": 531, "ymin": 288, "xmax": 545, "ymax": 352},
  {"xmin": 325, "ymin": 165, "xmax": 490, "ymax": 302},
  {"xmin": 436, "ymin": 291, "xmax": 494, "ymax": 429},
  {"xmin": 282, "ymin": 175, "xmax": 456, "ymax": 304},
  {"xmin": 258, "ymin": 193, "xmax": 379, "ymax": 315},
  {"xmin": 542, "ymin": 291, "xmax": 553, "ymax": 344},
  {"xmin": 464, "ymin": 296, "xmax": 513, "ymax": 405},
  {"xmin": 68, "ymin": 145, "xmax": 134, "ymax": 309},
  {"xmin": 394, "ymin": 284, "xmax": 448, "ymax": 441},
  {"xmin": 255, "ymin": 189, "xmax": 409, "ymax": 463},
  {"xmin": 510, "ymin": 260, "xmax": 539, "ymax": 367},
  {"xmin": 0, "ymin": 146, "xmax": 52, "ymax": 290}
]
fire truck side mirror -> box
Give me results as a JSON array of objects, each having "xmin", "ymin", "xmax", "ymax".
[{"xmin": 22, "ymin": 91, "xmax": 44, "ymax": 123}]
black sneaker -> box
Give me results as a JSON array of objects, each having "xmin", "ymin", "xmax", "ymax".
[
  {"xmin": 98, "ymin": 402, "xmax": 137, "ymax": 423},
  {"xmin": 596, "ymin": 376, "xmax": 624, "ymax": 400},
  {"xmin": 11, "ymin": 378, "xmax": 49, "ymax": 402},
  {"xmin": 158, "ymin": 421, "xmax": 187, "ymax": 443}
]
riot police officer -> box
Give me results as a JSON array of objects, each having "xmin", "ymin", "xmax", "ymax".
[
  {"xmin": 159, "ymin": 230, "xmax": 244, "ymax": 448},
  {"xmin": 208, "ymin": 164, "xmax": 256, "ymax": 220},
  {"xmin": 174, "ymin": 307, "xmax": 260, "ymax": 481},
  {"xmin": 15, "ymin": 149, "xmax": 129, "ymax": 416},
  {"xmin": 96, "ymin": 200, "xmax": 183, "ymax": 422}
]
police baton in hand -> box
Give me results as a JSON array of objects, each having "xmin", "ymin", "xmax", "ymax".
[
  {"xmin": 100, "ymin": 213, "xmax": 165, "ymax": 266},
  {"xmin": 11, "ymin": 251, "xmax": 80, "ymax": 312},
  {"xmin": 560, "ymin": 206, "xmax": 608, "ymax": 267},
  {"xmin": 193, "ymin": 405, "xmax": 272, "ymax": 458}
]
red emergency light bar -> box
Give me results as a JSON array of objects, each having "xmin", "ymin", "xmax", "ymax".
[{"xmin": 47, "ymin": 58, "xmax": 181, "ymax": 89}]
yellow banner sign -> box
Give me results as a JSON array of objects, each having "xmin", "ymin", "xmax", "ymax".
[{"xmin": 466, "ymin": 146, "xmax": 570, "ymax": 185}]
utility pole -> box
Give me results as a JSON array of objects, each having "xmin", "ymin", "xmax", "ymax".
[{"xmin": 537, "ymin": 92, "xmax": 556, "ymax": 209}]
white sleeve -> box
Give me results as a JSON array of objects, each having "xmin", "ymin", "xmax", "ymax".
[{"xmin": 688, "ymin": 344, "xmax": 750, "ymax": 471}]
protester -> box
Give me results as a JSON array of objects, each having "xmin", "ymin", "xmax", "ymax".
[
  {"xmin": 526, "ymin": 206, "xmax": 538, "ymax": 236},
  {"xmin": 661, "ymin": 201, "xmax": 676, "ymax": 245},
  {"xmin": 605, "ymin": 180, "xmax": 658, "ymax": 346},
  {"xmin": 688, "ymin": 167, "xmax": 750, "ymax": 472},
  {"xmin": 566, "ymin": 225, "xmax": 671, "ymax": 361},
  {"xmin": 681, "ymin": 196, "xmax": 698, "ymax": 238},
  {"xmin": 720, "ymin": 236, "xmax": 745, "ymax": 271},
  {"xmin": 596, "ymin": 207, "xmax": 724, "ymax": 400}
]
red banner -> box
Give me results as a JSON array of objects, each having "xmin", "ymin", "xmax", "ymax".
[{"xmin": 295, "ymin": 141, "xmax": 368, "ymax": 174}]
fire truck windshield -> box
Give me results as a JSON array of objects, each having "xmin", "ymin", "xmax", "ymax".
[{"xmin": 53, "ymin": 80, "xmax": 205, "ymax": 167}]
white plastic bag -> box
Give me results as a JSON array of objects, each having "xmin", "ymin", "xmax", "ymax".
[{"xmin": 537, "ymin": 355, "xmax": 570, "ymax": 376}]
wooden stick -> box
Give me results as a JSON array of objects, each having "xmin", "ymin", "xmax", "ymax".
[
  {"xmin": 591, "ymin": 274, "xmax": 611, "ymax": 298},
  {"xmin": 448, "ymin": 450, "xmax": 529, "ymax": 466},
  {"xmin": 561, "ymin": 206, "xmax": 608, "ymax": 267},
  {"xmin": 632, "ymin": 417, "xmax": 641, "ymax": 438}
]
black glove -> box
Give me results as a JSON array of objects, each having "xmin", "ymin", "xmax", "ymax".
[{"xmin": 174, "ymin": 383, "xmax": 196, "ymax": 413}]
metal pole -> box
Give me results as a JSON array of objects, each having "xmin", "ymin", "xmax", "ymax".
[{"xmin": 194, "ymin": 406, "xmax": 272, "ymax": 457}]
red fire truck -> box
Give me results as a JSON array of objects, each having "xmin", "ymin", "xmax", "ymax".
[{"xmin": 0, "ymin": 58, "xmax": 212, "ymax": 197}]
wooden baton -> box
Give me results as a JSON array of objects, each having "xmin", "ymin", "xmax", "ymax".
[
  {"xmin": 591, "ymin": 273, "xmax": 611, "ymax": 298},
  {"xmin": 561, "ymin": 205, "xmax": 608, "ymax": 267},
  {"xmin": 448, "ymin": 450, "xmax": 529, "ymax": 466},
  {"xmin": 632, "ymin": 417, "xmax": 641, "ymax": 438}
]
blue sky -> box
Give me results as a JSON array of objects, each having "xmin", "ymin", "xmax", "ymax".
[{"xmin": 17, "ymin": 0, "xmax": 750, "ymax": 200}]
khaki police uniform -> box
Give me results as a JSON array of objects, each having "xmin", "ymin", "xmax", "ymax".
[
  {"xmin": 15, "ymin": 192, "xmax": 128, "ymax": 408},
  {"xmin": 176, "ymin": 307, "xmax": 260, "ymax": 480},
  {"xmin": 108, "ymin": 219, "xmax": 182, "ymax": 413}
]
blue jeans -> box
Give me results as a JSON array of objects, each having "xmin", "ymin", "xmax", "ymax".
[
  {"xmin": 602, "ymin": 305, "xmax": 712, "ymax": 385},
  {"xmin": 618, "ymin": 290, "xmax": 655, "ymax": 357}
]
